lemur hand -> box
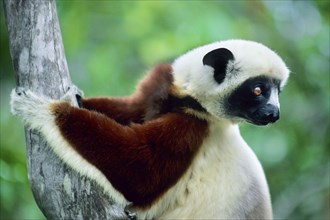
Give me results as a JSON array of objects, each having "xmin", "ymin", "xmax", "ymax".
[{"xmin": 60, "ymin": 85, "xmax": 84, "ymax": 107}]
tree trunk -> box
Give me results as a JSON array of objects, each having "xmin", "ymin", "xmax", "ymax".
[{"xmin": 3, "ymin": 0, "xmax": 128, "ymax": 219}]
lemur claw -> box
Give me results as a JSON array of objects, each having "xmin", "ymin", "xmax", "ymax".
[
  {"xmin": 124, "ymin": 203, "xmax": 137, "ymax": 220},
  {"xmin": 15, "ymin": 87, "xmax": 27, "ymax": 96}
]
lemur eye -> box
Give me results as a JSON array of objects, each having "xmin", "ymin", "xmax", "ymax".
[{"xmin": 253, "ymin": 87, "xmax": 262, "ymax": 96}]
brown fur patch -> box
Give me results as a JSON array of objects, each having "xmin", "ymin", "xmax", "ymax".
[
  {"xmin": 52, "ymin": 64, "xmax": 210, "ymax": 207},
  {"xmin": 53, "ymin": 103, "xmax": 208, "ymax": 207}
]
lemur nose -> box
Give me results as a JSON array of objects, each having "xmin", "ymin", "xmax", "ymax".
[
  {"xmin": 266, "ymin": 111, "xmax": 279, "ymax": 122},
  {"xmin": 262, "ymin": 105, "xmax": 280, "ymax": 123}
]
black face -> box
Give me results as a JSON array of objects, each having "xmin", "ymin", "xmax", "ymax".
[{"xmin": 225, "ymin": 76, "xmax": 281, "ymax": 126}]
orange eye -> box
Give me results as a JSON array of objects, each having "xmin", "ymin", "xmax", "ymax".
[{"xmin": 253, "ymin": 87, "xmax": 262, "ymax": 96}]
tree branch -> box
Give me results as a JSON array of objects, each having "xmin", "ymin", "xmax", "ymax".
[{"xmin": 4, "ymin": 0, "xmax": 128, "ymax": 219}]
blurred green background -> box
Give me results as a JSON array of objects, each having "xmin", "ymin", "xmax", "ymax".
[{"xmin": 1, "ymin": 1, "xmax": 329, "ymax": 219}]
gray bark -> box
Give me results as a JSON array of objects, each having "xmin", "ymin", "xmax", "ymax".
[{"xmin": 4, "ymin": 0, "xmax": 128, "ymax": 219}]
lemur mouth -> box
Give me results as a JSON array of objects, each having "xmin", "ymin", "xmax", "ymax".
[
  {"xmin": 246, "ymin": 116, "xmax": 279, "ymax": 126},
  {"xmin": 234, "ymin": 114, "xmax": 274, "ymax": 126},
  {"xmin": 244, "ymin": 107, "xmax": 280, "ymax": 126},
  {"xmin": 249, "ymin": 120, "xmax": 272, "ymax": 126}
]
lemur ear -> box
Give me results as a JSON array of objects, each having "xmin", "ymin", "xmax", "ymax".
[{"xmin": 202, "ymin": 48, "xmax": 234, "ymax": 84}]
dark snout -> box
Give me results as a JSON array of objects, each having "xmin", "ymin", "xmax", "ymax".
[{"xmin": 251, "ymin": 104, "xmax": 280, "ymax": 126}]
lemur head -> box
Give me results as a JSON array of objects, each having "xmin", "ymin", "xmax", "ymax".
[{"xmin": 172, "ymin": 40, "xmax": 290, "ymax": 125}]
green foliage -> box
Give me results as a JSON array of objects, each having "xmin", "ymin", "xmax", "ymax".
[{"xmin": 1, "ymin": 1, "xmax": 329, "ymax": 219}]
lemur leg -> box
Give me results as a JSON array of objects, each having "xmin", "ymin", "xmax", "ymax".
[
  {"xmin": 11, "ymin": 86, "xmax": 82, "ymax": 128},
  {"xmin": 10, "ymin": 87, "xmax": 129, "ymax": 205}
]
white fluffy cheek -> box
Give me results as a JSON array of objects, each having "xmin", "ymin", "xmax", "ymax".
[
  {"xmin": 183, "ymin": 66, "xmax": 218, "ymax": 97},
  {"xmin": 199, "ymin": 96, "xmax": 227, "ymax": 120}
]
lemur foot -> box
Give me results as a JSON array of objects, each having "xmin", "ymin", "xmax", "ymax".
[
  {"xmin": 124, "ymin": 203, "xmax": 137, "ymax": 220},
  {"xmin": 61, "ymin": 85, "xmax": 84, "ymax": 107},
  {"xmin": 10, "ymin": 87, "xmax": 52, "ymax": 129},
  {"xmin": 11, "ymin": 87, "xmax": 48, "ymax": 116}
]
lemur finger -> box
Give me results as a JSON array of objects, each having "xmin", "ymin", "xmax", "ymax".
[
  {"xmin": 62, "ymin": 84, "xmax": 84, "ymax": 107},
  {"xmin": 67, "ymin": 84, "xmax": 84, "ymax": 97},
  {"xmin": 124, "ymin": 203, "xmax": 137, "ymax": 220}
]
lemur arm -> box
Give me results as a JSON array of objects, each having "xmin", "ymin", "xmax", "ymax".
[
  {"xmin": 81, "ymin": 97, "xmax": 145, "ymax": 125},
  {"xmin": 80, "ymin": 64, "xmax": 173, "ymax": 125},
  {"xmin": 52, "ymin": 101, "xmax": 208, "ymax": 207}
]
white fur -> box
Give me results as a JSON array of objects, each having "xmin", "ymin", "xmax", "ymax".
[
  {"xmin": 10, "ymin": 89, "xmax": 128, "ymax": 207},
  {"xmin": 136, "ymin": 120, "xmax": 272, "ymax": 219}
]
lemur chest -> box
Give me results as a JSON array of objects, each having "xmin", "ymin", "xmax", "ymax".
[{"xmin": 155, "ymin": 126, "xmax": 268, "ymax": 219}]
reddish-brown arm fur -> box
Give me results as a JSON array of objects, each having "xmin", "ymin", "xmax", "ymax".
[
  {"xmin": 80, "ymin": 64, "xmax": 174, "ymax": 125},
  {"xmin": 52, "ymin": 102, "xmax": 209, "ymax": 207},
  {"xmin": 82, "ymin": 97, "xmax": 145, "ymax": 125}
]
